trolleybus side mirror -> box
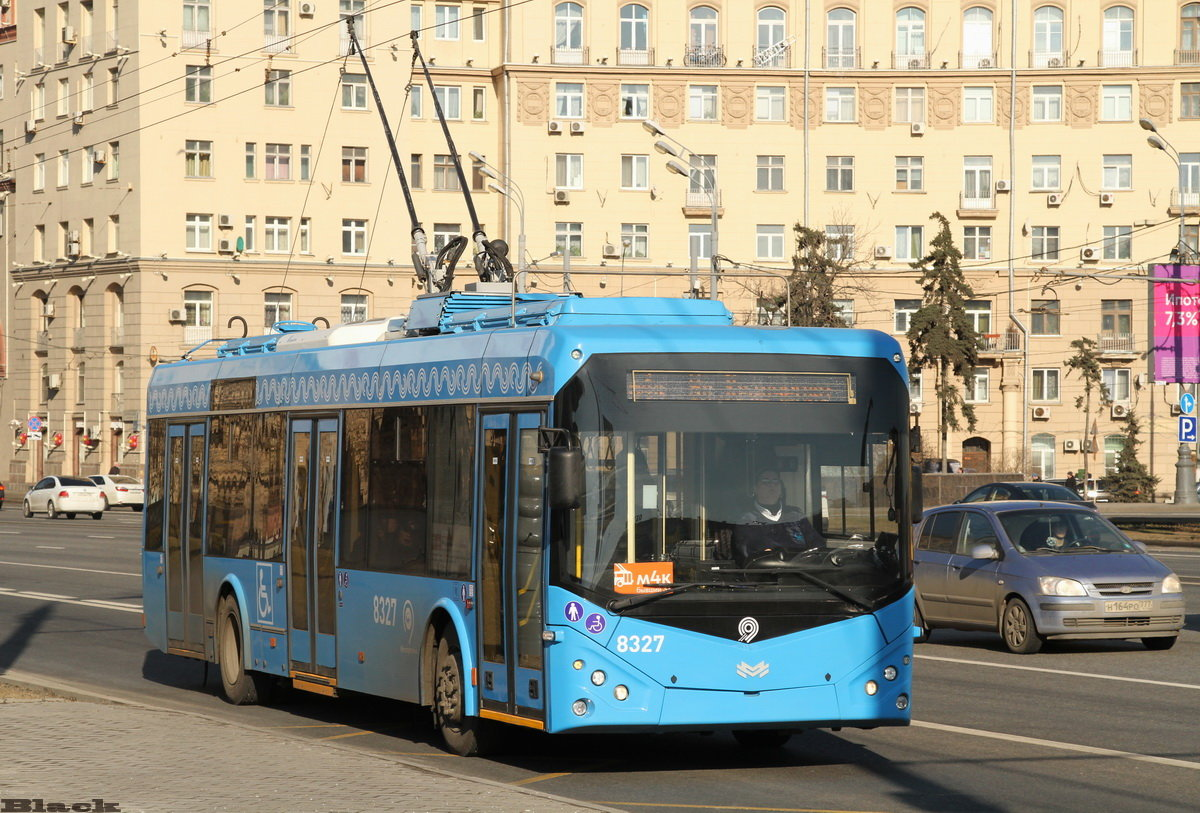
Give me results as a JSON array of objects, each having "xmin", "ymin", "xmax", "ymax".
[
  {"xmin": 548, "ymin": 447, "xmax": 584, "ymax": 509},
  {"xmin": 910, "ymin": 465, "xmax": 924, "ymax": 524}
]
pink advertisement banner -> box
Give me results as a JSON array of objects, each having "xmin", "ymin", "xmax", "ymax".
[{"xmin": 1153, "ymin": 264, "xmax": 1200, "ymax": 383}]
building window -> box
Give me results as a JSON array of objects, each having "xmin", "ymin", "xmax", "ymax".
[
  {"xmin": 410, "ymin": 85, "xmax": 423, "ymax": 118},
  {"xmin": 1101, "ymin": 300, "xmax": 1133, "ymax": 337},
  {"xmin": 339, "ymin": 0, "xmax": 367, "ymax": 54},
  {"xmin": 341, "ymin": 294, "xmax": 368, "ymax": 324},
  {"xmin": 1032, "ymin": 155, "xmax": 1061, "ymax": 190},
  {"xmin": 1032, "ymin": 368, "xmax": 1060, "ymax": 402},
  {"xmin": 244, "ymin": 216, "xmax": 256, "ymax": 252},
  {"xmin": 434, "ymin": 154, "xmax": 460, "ymax": 191},
  {"xmin": 755, "ymin": 7, "xmax": 788, "ymax": 67},
  {"xmin": 555, "ymin": 221, "xmax": 583, "ymax": 257},
  {"xmin": 1101, "ymin": 85, "xmax": 1132, "ymax": 121},
  {"xmin": 688, "ymin": 6, "xmax": 720, "ymax": 65},
  {"xmin": 341, "ymin": 73, "xmax": 367, "ymax": 109},
  {"xmin": 963, "ymin": 226, "xmax": 992, "ymax": 260},
  {"xmin": 185, "ymin": 139, "xmax": 213, "ymax": 178},
  {"xmin": 621, "ymin": 83, "xmax": 649, "ymax": 119},
  {"xmin": 185, "ymin": 213, "xmax": 213, "ymax": 251},
  {"xmin": 895, "ymin": 7, "xmax": 926, "ymax": 59},
  {"xmin": 963, "ymin": 156, "xmax": 993, "ymax": 202},
  {"xmin": 342, "ymin": 146, "xmax": 367, "ymax": 183},
  {"xmin": 963, "ymin": 86, "xmax": 993, "ymax": 123},
  {"xmin": 81, "ymin": 73, "xmax": 95, "ymax": 111},
  {"xmin": 757, "ymin": 155, "xmax": 784, "ymax": 191},
  {"xmin": 184, "ymin": 290, "xmax": 213, "ymax": 328},
  {"xmin": 962, "ymin": 7, "xmax": 994, "ymax": 67},
  {"xmin": 435, "ymin": 4, "xmax": 460, "ymax": 40},
  {"xmin": 895, "ymin": 87, "xmax": 925, "ymax": 123},
  {"xmin": 184, "ymin": 0, "xmax": 212, "ymax": 45},
  {"xmin": 620, "ymin": 4, "xmax": 650, "ymax": 53},
  {"xmin": 57, "ymin": 150, "xmax": 69, "ymax": 187},
  {"xmin": 826, "ymin": 8, "xmax": 857, "ymax": 68},
  {"xmin": 689, "ymin": 85, "xmax": 718, "ymax": 120},
  {"xmin": 895, "ymin": 156, "xmax": 924, "ymax": 191},
  {"xmin": 107, "ymin": 215, "xmax": 119, "ymax": 255},
  {"xmin": 1031, "ymin": 86, "xmax": 1062, "ymax": 122},
  {"xmin": 265, "ymin": 143, "xmax": 292, "ymax": 180},
  {"xmin": 1102, "ymin": 7, "xmax": 1134, "ymax": 66},
  {"xmin": 264, "ymin": 0, "xmax": 292, "ymax": 51},
  {"xmin": 621, "ymin": 223, "xmax": 649, "ymax": 258},
  {"xmin": 298, "ymin": 217, "xmax": 312, "ymax": 253},
  {"xmin": 265, "ymin": 69, "xmax": 291, "ymax": 106},
  {"xmin": 555, "ymin": 153, "xmax": 583, "ymax": 189},
  {"xmin": 432, "ymin": 223, "xmax": 461, "ymax": 252},
  {"xmin": 894, "ymin": 299, "xmax": 921, "ymax": 333},
  {"xmin": 34, "ymin": 153, "xmax": 46, "ymax": 191},
  {"xmin": 688, "ymin": 224, "xmax": 712, "ymax": 260},
  {"xmin": 245, "ymin": 142, "xmax": 256, "ymax": 179},
  {"xmin": 1033, "ymin": 6, "xmax": 1064, "ymax": 65},
  {"xmin": 33, "ymin": 83, "xmax": 46, "ymax": 121},
  {"xmin": 554, "ymin": 2, "xmax": 584, "ymax": 58},
  {"xmin": 411, "ymin": 4, "xmax": 423, "ymax": 38},
  {"xmin": 1103, "ymin": 368, "xmax": 1131, "ymax": 402},
  {"xmin": 964, "ymin": 368, "xmax": 989, "ymax": 403},
  {"xmin": 620, "ymin": 154, "xmax": 648, "ymax": 190},
  {"xmin": 1032, "ymin": 433, "xmax": 1056, "ymax": 480},
  {"xmin": 1030, "ymin": 300, "xmax": 1061, "ymax": 335},
  {"xmin": 264, "ymin": 216, "xmax": 291, "ymax": 253},
  {"xmin": 895, "ymin": 226, "xmax": 923, "ymax": 260},
  {"xmin": 472, "ymin": 5, "xmax": 487, "ymax": 41},
  {"xmin": 825, "ymin": 87, "xmax": 856, "ymax": 122},
  {"xmin": 1184, "ymin": 83, "xmax": 1200, "ymax": 119},
  {"xmin": 57, "ymin": 78, "xmax": 69, "ymax": 117},
  {"xmin": 300, "ymin": 144, "xmax": 311, "ymax": 180},
  {"xmin": 826, "ymin": 156, "xmax": 853, "ymax": 192},
  {"xmin": 826, "ymin": 225, "xmax": 854, "ymax": 262},
  {"xmin": 185, "ymin": 65, "xmax": 212, "ymax": 103},
  {"xmin": 433, "ymin": 85, "xmax": 461, "ymax": 119},
  {"xmin": 410, "ymin": 154, "xmax": 423, "ymax": 189},
  {"xmin": 1102, "ymin": 154, "xmax": 1132, "ymax": 190},
  {"xmin": 264, "ymin": 292, "xmax": 293, "ymax": 328},
  {"xmin": 831, "ymin": 298, "xmax": 855, "ymax": 326},
  {"xmin": 342, "ymin": 218, "xmax": 367, "ymax": 255},
  {"xmin": 1103, "ymin": 226, "xmax": 1132, "ymax": 260},
  {"xmin": 756, "ymin": 225, "xmax": 786, "ymax": 260},
  {"xmin": 965, "ymin": 300, "xmax": 992, "ymax": 333},
  {"xmin": 472, "ymin": 87, "xmax": 486, "ymax": 120},
  {"xmin": 555, "ymin": 82, "xmax": 584, "ymax": 118},
  {"xmin": 755, "ymin": 86, "xmax": 785, "ymax": 121},
  {"xmin": 1032, "ymin": 226, "xmax": 1060, "ymax": 260}
]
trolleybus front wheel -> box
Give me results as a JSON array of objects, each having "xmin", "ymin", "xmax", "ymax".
[
  {"xmin": 433, "ymin": 632, "xmax": 494, "ymax": 757},
  {"xmin": 217, "ymin": 595, "xmax": 274, "ymax": 705}
]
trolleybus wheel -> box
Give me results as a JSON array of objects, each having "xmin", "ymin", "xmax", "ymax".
[
  {"xmin": 217, "ymin": 595, "xmax": 273, "ymax": 705},
  {"xmin": 732, "ymin": 730, "xmax": 793, "ymax": 749},
  {"xmin": 1002, "ymin": 597, "xmax": 1043, "ymax": 654},
  {"xmin": 433, "ymin": 632, "xmax": 493, "ymax": 757},
  {"xmin": 47, "ymin": 502, "xmax": 58, "ymax": 520},
  {"xmin": 914, "ymin": 603, "xmax": 930, "ymax": 643}
]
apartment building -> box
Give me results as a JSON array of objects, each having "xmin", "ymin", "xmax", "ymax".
[{"xmin": 1, "ymin": 2, "xmax": 1198, "ymax": 494}]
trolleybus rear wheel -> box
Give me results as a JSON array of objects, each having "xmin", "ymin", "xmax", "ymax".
[
  {"xmin": 217, "ymin": 595, "xmax": 273, "ymax": 705},
  {"xmin": 733, "ymin": 730, "xmax": 793, "ymax": 749},
  {"xmin": 433, "ymin": 632, "xmax": 493, "ymax": 757}
]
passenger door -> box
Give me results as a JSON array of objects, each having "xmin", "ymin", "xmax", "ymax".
[
  {"xmin": 285, "ymin": 417, "xmax": 340, "ymax": 682},
  {"xmin": 477, "ymin": 412, "xmax": 547, "ymax": 728},
  {"xmin": 913, "ymin": 510, "xmax": 962, "ymax": 622},
  {"xmin": 944, "ymin": 511, "xmax": 1004, "ymax": 626},
  {"xmin": 164, "ymin": 423, "xmax": 207, "ymax": 654}
]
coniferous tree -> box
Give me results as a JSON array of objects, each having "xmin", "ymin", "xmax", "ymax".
[
  {"xmin": 1105, "ymin": 413, "xmax": 1158, "ymax": 502},
  {"xmin": 906, "ymin": 213, "xmax": 980, "ymax": 473},
  {"xmin": 783, "ymin": 225, "xmax": 848, "ymax": 328}
]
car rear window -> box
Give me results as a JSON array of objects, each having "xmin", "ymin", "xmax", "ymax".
[
  {"xmin": 1022, "ymin": 484, "xmax": 1079, "ymax": 501},
  {"xmin": 59, "ymin": 477, "xmax": 94, "ymax": 487},
  {"xmin": 110, "ymin": 476, "xmax": 140, "ymax": 484}
]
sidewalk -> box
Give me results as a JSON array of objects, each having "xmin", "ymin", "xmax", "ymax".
[{"xmin": 0, "ymin": 677, "xmax": 615, "ymax": 813}]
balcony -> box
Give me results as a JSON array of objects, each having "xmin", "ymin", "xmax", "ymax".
[
  {"xmin": 106, "ymin": 30, "xmax": 120, "ymax": 53},
  {"xmin": 551, "ymin": 46, "xmax": 588, "ymax": 65},
  {"xmin": 264, "ymin": 35, "xmax": 291, "ymax": 54},
  {"xmin": 36, "ymin": 331, "xmax": 51, "ymax": 354},
  {"xmin": 684, "ymin": 44, "xmax": 726, "ymax": 68},
  {"xmin": 753, "ymin": 44, "xmax": 791, "ymax": 68},
  {"xmin": 1176, "ymin": 49, "xmax": 1200, "ymax": 65},
  {"xmin": 616, "ymin": 47, "xmax": 654, "ymax": 66},
  {"xmin": 110, "ymin": 325, "xmax": 125, "ymax": 348},
  {"xmin": 184, "ymin": 325, "xmax": 213, "ymax": 346},
  {"xmin": 1097, "ymin": 333, "xmax": 1136, "ymax": 355},
  {"xmin": 78, "ymin": 34, "xmax": 94, "ymax": 55},
  {"xmin": 71, "ymin": 328, "xmax": 87, "ymax": 351},
  {"xmin": 892, "ymin": 53, "xmax": 930, "ymax": 70},
  {"xmin": 182, "ymin": 28, "xmax": 211, "ymax": 50},
  {"xmin": 1099, "ymin": 49, "xmax": 1136, "ymax": 68},
  {"xmin": 1030, "ymin": 50, "xmax": 1066, "ymax": 68},
  {"xmin": 1169, "ymin": 189, "xmax": 1200, "ymax": 216},
  {"xmin": 32, "ymin": 47, "xmax": 46, "ymax": 67},
  {"xmin": 682, "ymin": 190, "xmax": 723, "ymax": 217},
  {"xmin": 823, "ymin": 47, "xmax": 859, "ymax": 69},
  {"xmin": 979, "ymin": 331, "xmax": 1021, "ymax": 354},
  {"xmin": 960, "ymin": 51, "xmax": 998, "ymax": 69},
  {"xmin": 957, "ymin": 192, "xmax": 998, "ymax": 218},
  {"xmin": 111, "ymin": 393, "xmax": 125, "ymax": 413}
]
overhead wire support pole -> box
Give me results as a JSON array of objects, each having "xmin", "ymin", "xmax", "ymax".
[{"xmin": 346, "ymin": 20, "xmax": 432, "ymax": 287}]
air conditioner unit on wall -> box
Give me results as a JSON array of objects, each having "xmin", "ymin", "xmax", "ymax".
[
  {"xmin": 1063, "ymin": 438, "xmax": 1080, "ymax": 452},
  {"xmin": 977, "ymin": 58, "xmax": 993, "ymax": 69},
  {"xmin": 910, "ymin": 122, "xmax": 925, "ymax": 135},
  {"xmin": 24, "ymin": 119, "xmax": 37, "ymax": 135},
  {"xmin": 1100, "ymin": 192, "xmax": 1115, "ymax": 205},
  {"xmin": 167, "ymin": 308, "xmax": 185, "ymax": 323},
  {"xmin": 47, "ymin": 373, "xmax": 61, "ymax": 390},
  {"xmin": 601, "ymin": 242, "xmax": 620, "ymax": 258},
  {"xmin": 42, "ymin": 302, "xmax": 55, "ymax": 317},
  {"xmin": 553, "ymin": 189, "xmax": 570, "ymax": 204},
  {"xmin": 1081, "ymin": 247, "xmax": 1099, "ymax": 261},
  {"xmin": 61, "ymin": 26, "xmax": 76, "ymax": 44},
  {"xmin": 874, "ymin": 245, "xmax": 891, "ymax": 259},
  {"xmin": 93, "ymin": 148, "xmax": 107, "ymax": 164},
  {"xmin": 1111, "ymin": 402, "xmax": 1130, "ymax": 419},
  {"xmin": 1047, "ymin": 57, "xmax": 1063, "ymax": 68},
  {"xmin": 217, "ymin": 214, "xmax": 233, "ymax": 229},
  {"xmin": 217, "ymin": 239, "xmax": 234, "ymax": 253},
  {"xmin": 1047, "ymin": 192, "xmax": 1062, "ymax": 206},
  {"xmin": 299, "ymin": 1, "xmax": 316, "ymax": 16},
  {"xmin": 995, "ymin": 179, "xmax": 1010, "ymax": 192},
  {"xmin": 1032, "ymin": 406, "xmax": 1051, "ymax": 419},
  {"xmin": 909, "ymin": 402, "xmax": 922, "ymax": 415},
  {"xmin": 570, "ymin": 121, "xmax": 586, "ymax": 134},
  {"xmin": 547, "ymin": 120, "xmax": 564, "ymax": 134}
]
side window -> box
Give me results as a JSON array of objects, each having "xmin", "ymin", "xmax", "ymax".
[
  {"xmin": 926, "ymin": 511, "xmax": 961, "ymax": 553},
  {"xmin": 958, "ymin": 512, "xmax": 996, "ymax": 554},
  {"xmin": 988, "ymin": 486, "xmax": 1009, "ymax": 501}
]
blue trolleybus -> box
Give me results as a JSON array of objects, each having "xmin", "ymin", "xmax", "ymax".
[{"xmin": 142, "ymin": 289, "xmax": 918, "ymax": 755}]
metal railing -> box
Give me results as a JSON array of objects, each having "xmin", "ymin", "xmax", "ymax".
[
  {"xmin": 71, "ymin": 328, "xmax": 87, "ymax": 350},
  {"xmin": 753, "ymin": 45, "xmax": 790, "ymax": 68},
  {"xmin": 684, "ymin": 44, "xmax": 726, "ymax": 67},
  {"xmin": 979, "ymin": 332, "xmax": 1021, "ymax": 352},
  {"xmin": 36, "ymin": 331, "xmax": 51, "ymax": 353},
  {"xmin": 1176, "ymin": 49, "xmax": 1200, "ymax": 65},
  {"xmin": 1097, "ymin": 332, "xmax": 1135, "ymax": 353},
  {"xmin": 1172, "ymin": 189, "xmax": 1200, "ymax": 209},
  {"xmin": 110, "ymin": 326, "xmax": 124, "ymax": 348},
  {"xmin": 959, "ymin": 192, "xmax": 997, "ymax": 210},
  {"xmin": 264, "ymin": 35, "xmax": 291, "ymax": 54},
  {"xmin": 960, "ymin": 51, "xmax": 998, "ymax": 69},
  {"xmin": 822, "ymin": 47, "xmax": 859, "ymax": 69},
  {"xmin": 552, "ymin": 46, "xmax": 588, "ymax": 65},
  {"xmin": 1099, "ymin": 49, "xmax": 1136, "ymax": 67},
  {"xmin": 893, "ymin": 52, "xmax": 930, "ymax": 69},
  {"xmin": 617, "ymin": 47, "xmax": 653, "ymax": 66},
  {"xmin": 1030, "ymin": 50, "xmax": 1066, "ymax": 68},
  {"xmin": 685, "ymin": 190, "xmax": 720, "ymax": 209},
  {"xmin": 182, "ymin": 28, "xmax": 210, "ymax": 49},
  {"xmin": 184, "ymin": 325, "xmax": 213, "ymax": 346},
  {"xmin": 111, "ymin": 393, "xmax": 125, "ymax": 413},
  {"xmin": 106, "ymin": 30, "xmax": 120, "ymax": 53}
]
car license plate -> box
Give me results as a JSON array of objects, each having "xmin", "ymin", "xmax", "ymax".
[{"xmin": 1104, "ymin": 600, "xmax": 1152, "ymax": 612}]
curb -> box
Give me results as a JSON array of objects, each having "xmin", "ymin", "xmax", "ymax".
[{"xmin": 0, "ymin": 668, "xmax": 622, "ymax": 813}]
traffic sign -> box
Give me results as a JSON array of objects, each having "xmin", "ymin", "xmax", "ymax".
[
  {"xmin": 1180, "ymin": 416, "xmax": 1198, "ymax": 443},
  {"xmin": 1182, "ymin": 392, "xmax": 1196, "ymax": 415},
  {"xmin": 27, "ymin": 416, "xmax": 42, "ymax": 433}
]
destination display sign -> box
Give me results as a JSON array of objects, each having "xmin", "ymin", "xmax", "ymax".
[{"xmin": 627, "ymin": 371, "xmax": 856, "ymax": 403}]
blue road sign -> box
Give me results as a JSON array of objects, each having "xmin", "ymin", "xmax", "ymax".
[
  {"xmin": 1180, "ymin": 416, "xmax": 1197, "ymax": 443},
  {"xmin": 1182, "ymin": 392, "xmax": 1196, "ymax": 415}
]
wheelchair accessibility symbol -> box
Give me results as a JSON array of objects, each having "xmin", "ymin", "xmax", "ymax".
[
  {"xmin": 585, "ymin": 613, "xmax": 606, "ymax": 634},
  {"xmin": 256, "ymin": 563, "xmax": 275, "ymax": 625}
]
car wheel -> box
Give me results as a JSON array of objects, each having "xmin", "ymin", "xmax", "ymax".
[
  {"xmin": 100, "ymin": 495, "xmax": 109, "ymax": 511},
  {"xmin": 47, "ymin": 502, "xmax": 58, "ymax": 520},
  {"xmin": 66, "ymin": 512, "xmax": 76, "ymax": 520},
  {"xmin": 92, "ymin": 512, "xmax": 103, "ymax": 520},
  {"xmin": 217, "ymin": 595, "xmax": 274, "ymax": 705},
  {"xmin": 1002, "ymin": 597, "xmax": 1043, "ymax": 654},
  {"xmin": 22, "ymin": 501, "xmax": 32, "ymax": 518},
  {"xmin": 434, "ymin": 630, "xmax": 494, "ymax": 756},
  {"xmin": 914, "ymin": 603, "xmax": 931, "ymax": 644},
  {"xmin": 1143, "ymin": 636, "xmax": 1177, "ymax": 651}
]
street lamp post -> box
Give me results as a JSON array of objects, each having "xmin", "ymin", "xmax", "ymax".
[
  {"xmin": 1139, "ymin": 117, "xmax": 1198, "ymax": 504},
  {"xmin": 469, "ymin": 152, "xmax": 526, "ymax": 277},
  {"xmin": 642, "ymin": 120, "xmax": 720, "ymax": 298}
]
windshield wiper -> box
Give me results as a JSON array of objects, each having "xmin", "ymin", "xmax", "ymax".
[
  {"xmin": 784, "ymin": 569, "xmax": 875, "ymax": 613},
  {"xmin": 607, "ymin": 582, "xmax": 759, "ymax": 613}
]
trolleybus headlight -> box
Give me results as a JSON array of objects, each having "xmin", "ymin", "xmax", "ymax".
[
  {"xmin": 614, "ymin": 685, "xmax": 629, "ymax": 701},
  {"xmin": 883, "ymin": 666, "xmax": 897, "ymax": 681},
  {"xmin": 572, "ymin": 699, "xmax": 591, "ymax": 716},
  {"xmin": 572, "ymin": 659, "xmax": 585, "ymax": 671},
  {"xmin": 896, "ymin": 694, "xmax": 909, "ymax": 710},
  {"xmin": 591, "ymin": 670, "xmax": 607, "ymax": 686},
  {"xmin": 864, "ymin": 680, "xmax": 878, "ymax": 696}
]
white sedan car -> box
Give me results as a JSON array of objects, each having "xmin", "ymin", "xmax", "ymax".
[
  {"xmin": 88, "ymin": 474, "xmax": 145, "ymax": 511},
  {"xmin": 23, "ymin": 476, "xmax": 105, "ymax": 520}
]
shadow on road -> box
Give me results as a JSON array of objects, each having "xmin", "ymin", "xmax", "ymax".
[{"xmin": 0, "ymin": 603, "xmax": 55, "ymax": 675}]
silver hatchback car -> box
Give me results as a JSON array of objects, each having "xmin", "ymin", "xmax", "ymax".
[{"xmin": 914, "ymin": 502, "xmax": 1184, "ymax": 653}]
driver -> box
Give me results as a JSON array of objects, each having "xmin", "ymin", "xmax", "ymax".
[
  {"xmin": 1044, "ymin": 520, "xmax": 1069, "ymax": 549},
  {"xmin": 732, "ymin": 468, "xmax": 824, "ymax": 566}
]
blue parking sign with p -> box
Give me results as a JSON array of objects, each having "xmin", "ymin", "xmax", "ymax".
[{"xmin": 1180, "ymin": 416, "xmax": 1197, "ymax": 443}]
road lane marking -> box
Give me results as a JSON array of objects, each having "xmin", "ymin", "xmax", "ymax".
[
  {"xmin": 918, "ymin": 654, "xmax": 1200, "ymax": 690},
  {"xmin": 316, "ymin": 731, "xmax": 372, "ymax": 741},
  {"xmin": 0, "ymin": 530, "xmax": 20, "ymax": 534},
  {"xmin": 510, "ymin": 773, "xmax": 572, "ymax": 786},
  {"xmin": 35, "ymin": 546, "xmax": 65, "ymax": 550},
  {"xmin": 912, "ymin": 720, "xmax": 1200, "ymax": 771},
  {"xmin": 86, "ymin": 535, "xmax": 116, "ymax": 539},
  {"xmin": 0, "ymin": 559, "xmax": 138, "ymax": 577},
  {"xmin": 0, "ymin": 586, "xmax": 141, "ymax": 613},
  {"xmin": 591, "ymin": 803, "xmax": 885, "ymax": 813}
]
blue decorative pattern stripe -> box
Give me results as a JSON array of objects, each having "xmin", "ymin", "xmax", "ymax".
[{"xmin": 147, "ymin": 382, "xmax": 210, "ymax": 416}]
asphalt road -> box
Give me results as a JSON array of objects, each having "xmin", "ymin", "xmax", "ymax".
[{"xmin": 1, "ymin": 507, "xmax": 1197, "ymax": 812}]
